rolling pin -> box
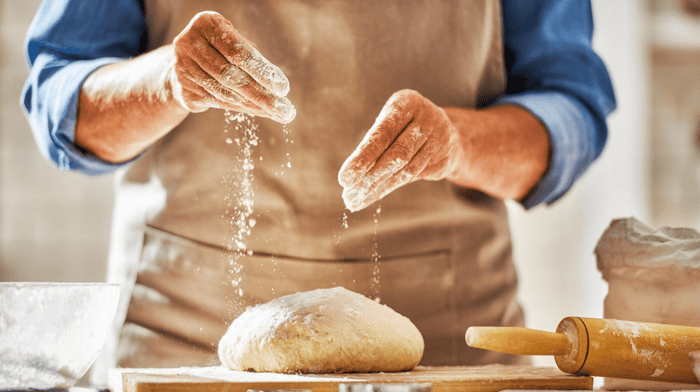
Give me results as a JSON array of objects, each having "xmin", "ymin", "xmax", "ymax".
[{"xmin": 465, "ymin": 317, "xmax": 700, "ymax": 384}]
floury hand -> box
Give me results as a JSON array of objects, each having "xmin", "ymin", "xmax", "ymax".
[
  {"xmin": 338, "ymin": 90, "xmax": 461, "ymax": 212},
  {"xmin": 76, "ymin": 11, "xmax": 298, "ymax": 163},
  {"xmin": 338, "ymin": 89, "xmax": 551, "ymax": 212},
  {"xmin": 169, "ymin": 11, "xmax": 296, "ymax": 123}
]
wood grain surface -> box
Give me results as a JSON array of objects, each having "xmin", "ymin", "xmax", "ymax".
[{"xmin": 110, "ymin": 365, "xmax": 593, "ymax": 392}]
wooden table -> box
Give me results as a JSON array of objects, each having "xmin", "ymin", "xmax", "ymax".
[{"xmin": 109, "ymin": 365, "xmax": 593, "ymax": 392}]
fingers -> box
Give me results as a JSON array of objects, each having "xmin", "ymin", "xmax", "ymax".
[
  {"xmin": 173, "ymin": 12, "xmax": 295, "ymax": 122},
  {"xmin": 342, "ymin": 125, "xmax": 435, "ymax": 212},
  {"xmin": 217, "ymin": 64, "xmax": 296, "ymax": 122},
  {"xmin": 338, "ymin": 91, "xmax": 415, "ymax": 188},
  {"xmin": 195, "ymin": 12, "xmax": 290, "ymax": 96},
  {"xmin": 171, "ymin": 56, "xmax": 275, "ymax": 118},
  {"xmin": 202, "ymin": 14, "xmax": 289, "ymax": 96},
  {"xmin": 194, "ymin": 43, "xmax": 294, "ymax": 121},
  {"xmin": 339, "ymin": 90, "xmax": 458, "ymax": 212}
]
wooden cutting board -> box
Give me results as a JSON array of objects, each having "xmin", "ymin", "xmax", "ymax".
[{"xmin": 109, "ymin": 365, "xmax": 593, "ymax": 392}]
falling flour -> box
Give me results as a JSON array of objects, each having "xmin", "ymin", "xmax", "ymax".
[
  {"xmin": 370, "ymin": 205, "xmax": 381, "ymax": 302},
  {"xmin": 222, "ymin": 111, "xmax": 259, "ymax": 305},
  {"xmin": 221, "ymin": 111, "xmax": 385, "ymax": 311},
  {"xmin": 332, "ymin": 213, "xmax": 349, "ymax": 245},
  {"xmin": 274, "ymin": 125, "xmax": 293, "ymax": 176},
  {"xmin": 222, "ymin": 112, "xmax": 296, "ymax": 306},
  {"xmin": 283, "ymin": 124, "xmax": 292, "ymax": 169}
]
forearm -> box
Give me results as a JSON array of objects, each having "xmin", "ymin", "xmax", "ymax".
[
  {"xmin": 444, "ymin": 105, "xmax": 550, "ymax": 200},
  {"xmin": 76, "ymin": 12, "xmax": 295, "ymax": 164},
  {"xmin": 75, "ymin": 45, "xmax": 190, "ymax": 163}
]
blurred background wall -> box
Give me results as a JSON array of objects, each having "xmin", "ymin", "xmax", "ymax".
[
  {"xmin": 1, "ymin": 0, "xmax": 699, "ymax": 367},
  {"xmin": 0, "ymin": 0, "xmax": 114, "ymax": 283}
]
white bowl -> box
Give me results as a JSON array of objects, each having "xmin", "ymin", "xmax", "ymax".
[{"xmin": 0, "ymin": 282, "xmax": 120, "ymax": 390}]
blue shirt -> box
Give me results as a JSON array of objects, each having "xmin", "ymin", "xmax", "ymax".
[{"xmin": 21, "ymin": 0, "xmax": 616, "ymax": 208}]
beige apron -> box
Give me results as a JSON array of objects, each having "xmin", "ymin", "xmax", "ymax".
[{"xmin": 94, "ymin": 0, "xmax": 527, "ymax": 382}]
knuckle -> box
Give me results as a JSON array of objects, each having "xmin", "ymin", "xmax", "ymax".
[
  {"xmin": 172, "ymin": 31, "xmax": 192, "ymax": 49},
  {"xmin": 173, "ymin": 34, "xmax": 206, "ymax": 58},
  {"xmin": 215, "ymin": 62, "xmax": 232, "ymax": 78},
  {"xmin": 181, "ymin": 12, "xmax": 216, "ymax": 40},
  {"xmin": 395, "ymin": 89, "xmax": 420, "ymax": 102},
  {"xmin": 193, "ymin": 11, "xmax": 221, "ymax": 26},
  {"xmin": 228, "ymin": 42, "xmax": 251, "ymax": 64},
  {"xmin": 211, "ymin": 83, "xmax": 242, "ymax": 103},
  {"xmin": 385, "ymin": 89, "xmax": 422, "ymax": 116},
  {"xmin": 422, "ymin": 141, "xmax": 442, "ymax": 158},
  {"xmin": 190, "ymin": 12, "xmax": 238, "ymax": 43}
]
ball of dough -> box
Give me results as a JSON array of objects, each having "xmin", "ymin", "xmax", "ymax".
[{"xmin": 218, "ymin": 287, "xmax": 424, "ymax": 373}]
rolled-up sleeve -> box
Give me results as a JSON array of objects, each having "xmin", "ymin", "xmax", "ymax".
[
  {"xmin": 497, "ymin": 0, "xmax": 616, "ymax": 208},
  {"xmin": 21, "ymin": 0, "xmax": 146, "ymax": 175}
]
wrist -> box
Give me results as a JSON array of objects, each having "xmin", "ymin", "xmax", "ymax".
[
  {"xmin": 441, "ymin": 105, "xmax": 550, "ymax": 200},
  {"xmin": 76, "ymin": 46, "xmax": 191, "ymax": 163},
  {"xmin": 153, "ymin": 45, "xmax": 193, "ymax": 116},
  {"xmin": 441, "ymin": 107, "xmax": 481, "ymax": 188}
]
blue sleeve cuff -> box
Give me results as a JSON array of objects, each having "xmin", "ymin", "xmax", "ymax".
[
  {"xmin": 494, "ymin": 91, "xmax": 603, "ymax": 209},
  {"xmin": 22, "ymin": 55, "xmax": 135, "ymax": 175},
  {"xmin": 21, "ymin": 0, "xmax": 146, "ymax": 175}
]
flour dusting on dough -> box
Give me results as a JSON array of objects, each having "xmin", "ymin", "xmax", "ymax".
[{"xmin": 218, "ymin": 287, "xmax": 423, "ymax": 373}]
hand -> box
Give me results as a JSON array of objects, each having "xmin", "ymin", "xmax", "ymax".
[
  {"xmin": 169, "ymin": 11, "xmax": 295, "ymax": 123},
  {"xmin": 338, "ymin": 90, "xmax": 551, "ymax": 212},
  {"xmin": 338, "ymin": 89, "xmax": 461, "ymax": 212}
]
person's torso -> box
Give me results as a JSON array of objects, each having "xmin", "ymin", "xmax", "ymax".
[
  {"xmin": 124, "ymin": 0, "xmax": 507, "ymax": 260},
  {"xmin": 93, "ymin": 3, "xmax": 526, "ymax": 379}
]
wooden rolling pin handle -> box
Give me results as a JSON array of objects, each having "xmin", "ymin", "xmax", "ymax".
[
  {"xmin": 465, "ymin": 326, "xmax": 570, "ymax": 356},
  {"xmin": 465, "ymin": 318, "xmax": 700, "ymax": 383}
]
